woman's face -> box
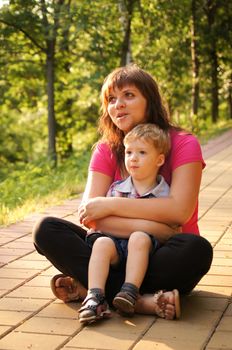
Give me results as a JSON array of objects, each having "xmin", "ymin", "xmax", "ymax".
[{"xmin": 107, "ymin": 84, "xmax": 147, "ymax": 134}]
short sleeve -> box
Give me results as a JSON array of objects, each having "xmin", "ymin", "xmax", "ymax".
[
  {"xmin": 89, "ymin": 143, "xmax": 121, "ymax": 181},
  {"xmin": 171, "ymin": 132, "xmax": 206, "ymax": 171}
]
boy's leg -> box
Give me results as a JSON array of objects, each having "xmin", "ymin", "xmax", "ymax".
[
  {"xmin": 113, "ymin": 231, "xmax": 152, "ymax": 315},
  {"xmin": 78, "ymin": 237, "xmax": 119, "ymax": 324},
  {"xmin": 125, "ymin": 231, "xmax": 152, "ymax": 287},
  {"xmin": 88, "ymin": 236, "xmax": 119, "ymax": 290}
]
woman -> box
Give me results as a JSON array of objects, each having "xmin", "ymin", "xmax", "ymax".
[{"xmin": 33, "ymin": 64, "xmax": 213, "ymax": 321}]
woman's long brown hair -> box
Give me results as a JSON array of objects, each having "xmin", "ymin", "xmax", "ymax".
[{"xmin": 98, "ymin": 64, "xmax": 173, "ymax": 173}]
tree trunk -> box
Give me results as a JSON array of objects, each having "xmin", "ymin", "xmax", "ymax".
[
  {"xmin": 228, "ymin": 73, "xmax": 232, "ymax": 119},
  {"xmin": 119, "ymin": 0, "xmax": 136, "ymax": 66},
  {"xmin": 204, "ymin": 0, "xmax": 219, "ymax": 123},
  {"xmin": 58, "ymin": 3, "xmax": 73, "ymax": 159},
  {"xmin": 210, "ymin": 45, "xmax": 219, "ymax": 122},
  {"xmin": 46, "ymin": 40, "xmax": 57, "ymax": 164},
  {"xmin": 190, "ymin": 0, "xmax": 200, "ymax": 119}
]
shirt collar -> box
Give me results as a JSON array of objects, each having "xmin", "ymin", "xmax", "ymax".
[{"xmin": 114, "ymin": 175, "xmax": 167, "ymax": 197}]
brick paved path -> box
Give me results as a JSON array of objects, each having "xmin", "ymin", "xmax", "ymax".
[{"xmin": 0, "ymin": 129, "xmax": 231, "ymax": 350}]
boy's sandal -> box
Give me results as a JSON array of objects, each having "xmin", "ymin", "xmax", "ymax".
[
  {"xmin": 78, "ymin": 292, "xmax": 111, "ymax": 324},
  {"xmin": 153, "ymin": 289, "xmax": 181, "ymax": 320},
  {"xmin": 50, "ymin": 274, "xmax": 80, "ymax": 303}
]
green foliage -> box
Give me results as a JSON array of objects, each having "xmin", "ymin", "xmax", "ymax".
[
  {"xmin": 0, "ymin": 0, "xmax": 231, "ymax": 225},
  {"xmin": 0, "ymin": 128, "xmax": 96, "ymax": 226}
]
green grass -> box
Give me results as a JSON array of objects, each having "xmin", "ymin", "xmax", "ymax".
[
  {"xmin": 196, "ymin": 119, "xmax": 232, "ymax": 145},
  {"xmin": 0, "ymin": 119, "xmax": 231, "ymax": 227},
  {"xmin": 0, "ymin": 153, "xmax": 90, "ymax": 227}
]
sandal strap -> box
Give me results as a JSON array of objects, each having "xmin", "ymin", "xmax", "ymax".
[
  {"xmin": 153, "ymin": 289, "xmax": 180, "ymax": 320},
  {"xmin": 153, "ymin": 290, "xmax": 166, "ymax": 318},
  {"xmin": 50, "ymin": 274, "xmax": 80, "ymax": 302},
  {"xmin": 79, "ymin": 291, "xmax": 105, "ymax": 313}
]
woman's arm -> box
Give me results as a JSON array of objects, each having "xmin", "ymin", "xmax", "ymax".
[
  {"xmin": 79, "ymin": 162, "xmax": 202, "ymax": 227},
  {"xmin": 95, "ymin": 216, "xmax": 179, "ymax": 243},
  {"xmin": 79, "ymin": 169, "xmax": 175, "ymax": 241},
  {"xmin": 81, "ymin": 171, "xmax": 113, "ymax": 201}
]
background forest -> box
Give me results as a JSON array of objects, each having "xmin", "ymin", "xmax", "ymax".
[{"xmin": 0, "ymin": 0, "xmax": 231, "ymax": 226}]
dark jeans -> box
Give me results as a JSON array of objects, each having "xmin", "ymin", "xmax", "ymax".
[
  {"xmin": 33, "ymin": 216, "xmax": 213, "ymax": 305},
  {"xmin": 86, "ymin": 231, "xmax": 160, "ymax": 269}
]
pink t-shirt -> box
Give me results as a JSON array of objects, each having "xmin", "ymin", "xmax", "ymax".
[{"xmin": 89, "ymin": 129, "xmax": 206, "ymax": 235}]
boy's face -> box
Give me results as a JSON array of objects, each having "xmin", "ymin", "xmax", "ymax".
[{"xmin": 124, "ymin": 139, "xmax": 165, "ymax": 181}]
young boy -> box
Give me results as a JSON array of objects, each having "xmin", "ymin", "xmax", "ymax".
[{"xmin": 78, "ymin": 123, "xmax": 172, "ymax": 324}]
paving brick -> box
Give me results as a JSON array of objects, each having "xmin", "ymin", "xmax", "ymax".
[
  {"xmin": 213, "ymin": 251, "xmax": 232, "ymax": 258},
  {"xmin": 0, "ymin": 247, "xmax": 34, "ymax": 256},
  {"xmin": 6, "ymin": 259, "xmax": 50, "ymax": 269},
  {"xmin": 225, "ymin": 303, "xmax": 232, "ymax": 316},
  {"xmin": 78, "ymin": 312, "xmax": 154, "ymax": 333},
  {"xmin": 0, "ymin": 331, "xmax": 68, "ymax": 350},
  {"xmin": 0, "ymin": 236, "xmax": 14, "ymax": 245},
  {"xmin": 133, "ymin": 308, "xmax": 223, "ymax": 350},
  {"xmin": 7, "ymin": 285, "xmax": 54, "ymax": 299},
  {"xmin": 0, "ymin": 278, "xmax": 24, "ymax": 290},
  {"xmin": 193, "ymin": 286, "xmax": 231, "ymax": 298},
  {"xmin": 37, "ymin": 301, "xmax": 80, "ymax": 319},
  {"xmin": 3, "ymin": 240, "xmax": 34, "ymax": 248},
  {"xmin": 211, "ymin": 257, "xmax": 232, "ymax": 267},
  {"xmin": 20, "ymin": 251, "xmax": 49, "ymax": 261},
  {"xmin": 16, "ymin": 234, "xmax": 33, "ymax": 243},
  {"xmin": 16, "ymin": 316, "xmax": 82, "ymax": 335},
  {"xmin": 0, "ymin": 310, "xmax": 31, "ymax": 326},
  {"xmin": 216, "ymin": 316, "xmax": 232, "ymax": 331},
  {"xmin": 208, "ymin": 265, "xmax": 232, "ymax": 275},
  {"xmin": 0, "ymin": 297, "xmax": 51, "ymax": 312},
  {"xmin": 40, "ymin": 266, "xmax": 61, "ymax": 276},
  {"xmin": 198, "ymin": 274, "xmax": 232, "ymax": 286},
  {"xmin": 65, "ymin": 328, "xmax": 138, "ymax": 350},
  {"xmin": 25, "ymin": 275, "xmax": 53, "ymax": 287},
  {"xmin": 0, "ymin": 255, "xmax": 19, "ymax": 265},
  {"xmin": 206, "ymin": 331, "xmax": 232, "ymax": 349},
  {"xmin": 134, "ymin": 339, "xmax": 200, "ymax": 350},
  {"xmin": 0, "ymin": 267, "xmax": 41, "ymax": 279},
  {"xmin": 0, "ymin": 325, "xmax": 12, "ymax": 337}
]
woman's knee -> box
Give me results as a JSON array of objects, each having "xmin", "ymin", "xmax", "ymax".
[
  {"xmin": 32, "ymin": 216, "xmax": 57, "ymax": 245},
  {"xmin": 170, "ymin": 233, "xmax": 213, "ymax": 271}
]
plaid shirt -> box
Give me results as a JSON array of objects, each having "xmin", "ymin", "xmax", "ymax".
[{"xmin": 107, "ymin": 174, "xmax": 169, "ymax": 199}]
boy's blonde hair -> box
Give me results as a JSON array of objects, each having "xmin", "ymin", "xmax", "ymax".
[{"xmin": 123, "ymin": 123, "xmax": 170, "ymax": 156}]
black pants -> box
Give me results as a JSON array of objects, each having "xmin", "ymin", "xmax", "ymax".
[{"xmin": 33, "ymin": 216, "xmax": 213, "ymax": 305}]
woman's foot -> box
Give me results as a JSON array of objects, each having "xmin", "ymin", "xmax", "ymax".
[
  {"xmin": 50, "ymin": 274, "xmax": 87, "ymax": 303},
  {"xmin": 135, "ymin": 289, "xmax": 181, "ymax": 320}
]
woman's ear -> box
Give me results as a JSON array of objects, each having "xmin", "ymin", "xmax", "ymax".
[{"xmin": 157, "ymin": 154, "xmax": 165, "ymax": 167}]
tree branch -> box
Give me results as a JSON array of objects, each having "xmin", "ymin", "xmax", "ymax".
[{"xmin": 0, "ymin": 18, "xmax": 46, "ymax": 52}]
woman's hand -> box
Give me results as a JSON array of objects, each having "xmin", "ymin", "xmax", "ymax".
[{"xmin": 78, "ymin": 197, "xmax": 113, "ymax": 226}]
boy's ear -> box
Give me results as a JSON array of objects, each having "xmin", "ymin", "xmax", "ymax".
[{"xmin": 157, "ymin": 154, "xmax": 165, "ymax": 167}]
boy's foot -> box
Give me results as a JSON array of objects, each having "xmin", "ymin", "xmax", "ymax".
[
  {"xmin": 113, "ymin": 291, "xmax": 136, "ymax": 315},
  {"xmin": 78, "ymin": 290, "xmax": 111, "ymax": 325},
  {"xmin": 50, "ymin": 274, "xmax": 86, "ymax": 303},
  {"xmin": 135, "ymin": 289, "xmax": 181, "ymax": 320}
]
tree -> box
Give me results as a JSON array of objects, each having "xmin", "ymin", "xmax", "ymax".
[
  {"xmin": 190, "ymin": 0, "xmax": 200, "ymax": 120},
  {"xmin": 118, "ymin": 0, "xmax": 137, "ymax": 66},
  {"xmin": 203, "ymin": 0, "xmax": 219, "ymax": 123},
  {"xmin": 0, "ymin": 0, "xmax": 75, "ymax": 164}
]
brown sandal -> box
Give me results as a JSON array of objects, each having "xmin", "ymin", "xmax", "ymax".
[
  {"xmin": 153, "ymin": 289, "xmax": 181, "ymax": 320},
  {"xmin": 50, "ymin": 274, "xmax": 80, "ymax": 303}
]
